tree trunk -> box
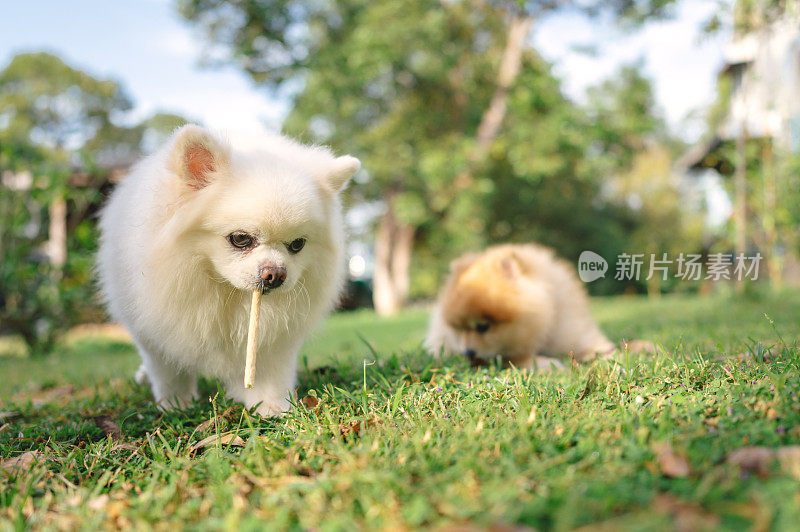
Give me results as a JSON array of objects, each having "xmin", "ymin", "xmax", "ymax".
[
  {"xmin": 454, "ymin": 13, "xmax": 534, "ymax": 189},
  {"xmin": 373, "ymin": 13, "xmax": 533, "ymax": 314},
  {"xmin": 646, "ymin": 274, "xmax": 661, "ymax": 298},
  {"xmin": 373, "ymin": 199, "xmax": 415, "ymax": 316},
  {"xmin": 474, "ymin": 14, "xmax": 534, "ymax": 157},
  {"xmin": 390, "ymin": 222, "xmax": 414, "ymax": 301},
  {"xmin": 734, "ymin": 127, "xmax": 747, "ymax": 294},
  {"xmin": 47, "ymin": 196, "xmax": 67, "ymax": 269},
  {"xmin": 761, "ymin": 137, "xmax": 781, "ymax": 286}
]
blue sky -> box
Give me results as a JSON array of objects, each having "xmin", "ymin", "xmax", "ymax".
[
  {"xmin": 0, "ymin": 0, "xmax": 288, "ymax": 135},
  {"xmin": 1, "ymin": 0, "xmax": 729, "ymax": 142}
]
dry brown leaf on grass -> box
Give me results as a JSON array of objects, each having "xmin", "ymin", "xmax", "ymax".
[
  {"xmin": 1, "ymin": 451, "xmax": 43, "ymax": 475},
  {"xmin": 194, "ymin": 418, "xmax": 215, "ymax": 433},
  {"xmin": 727, "ymin": 445, "xmax": 800, "ymax": 479},
  {"xmin": 191, "ymin": 433, "xmax": 246, "ymax": 452},
  {"xmin": 194, "ymin": 406, "xmax": 236, "ymax": 433},
  {"xmin": 339, "ymin": 420, "xmax": 362, "ymax": 438},
  {"xmin": 0, "ymin": 423, "xmax": 9, "ymax": 436},
  {"xmin": 92, "ymin": 415, "xmax": 124, "ymax": 441},
  {"xmin": 338, "ymin": 417, "xmax": 379, "ymax": 438},
  {"xmin": 194, "ymin": 417, "xmax": 224, "ymax": 433},
  {"xmin": 109, "ymin": 442, "xmax": 140, "ymax": 452},
  {"xmin": 727, "ymin": 446, "xmax": 774, "ymax": 476},
  {"xmin": 653, "ymin": 443, "xmax": 691, "ymax": 478},
  {"xmin": 301, "ymin": 395, "xmax": 320, "ymax": 410}
]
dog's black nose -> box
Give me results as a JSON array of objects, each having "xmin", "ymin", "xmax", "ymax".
[
  {"xmin": 464, "ymin": 349, "xmax": 476, "ymax": 360},
  {"xmin": 259, "ymin": 265, "xmax": 286, "ymax": 289}
]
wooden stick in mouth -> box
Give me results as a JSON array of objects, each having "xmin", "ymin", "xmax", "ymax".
[{"xmin": 244, "ymin": 289, "xmax": 262, "ymax": 388}]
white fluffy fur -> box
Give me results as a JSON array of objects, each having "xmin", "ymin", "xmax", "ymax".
[{"xmin": 97, "ymin": 125, "xmax": 359, "ymax": 415}]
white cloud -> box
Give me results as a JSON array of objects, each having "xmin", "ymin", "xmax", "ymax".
[
  {"xmin": 155, "ymin": 31, "xmax": 196, "ymax": 59},
  {"xmin": 132, "ymin": 82, "xmax": 288, "ymax": 135},
  {"xmin": 533, "ymin": 0, "xmax": 730, "ymax": 142}
]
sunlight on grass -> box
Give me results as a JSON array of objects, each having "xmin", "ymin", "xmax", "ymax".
[
  {"xmin": 0, "ymin": 336, "xmax": 27, "ymax": 358},
  {"xmin": 3, "ymin": 291, "xmax": 800, "ymax": 529},
  {"xmin": 3, "ymin": 291, "xmax": 799, "ymax": 397}
]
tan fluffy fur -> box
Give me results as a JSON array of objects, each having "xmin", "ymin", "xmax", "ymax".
[{"xmin": 425, "ymin": 243, "xmax": 616, "ymax": 368}]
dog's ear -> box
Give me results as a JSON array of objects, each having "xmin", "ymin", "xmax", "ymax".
[
  {"xmin": 450, "ymin": 253, "xmax": 478, "ymax": 276},
  {"xmin": 318, "ymin": 155, "xmax": 360, "ymax": 193},
  {"xmin": 169, "ymin": 125, "xmax": 230, "ymax": 189},
  {"xmin": 500, "ymin": 252, "xmax": 523, "ymax": 279}
]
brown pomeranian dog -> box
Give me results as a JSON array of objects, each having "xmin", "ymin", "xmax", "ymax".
[{"xmin": 425, "ymin": 243, "xmax": 644, "ymax": 369}]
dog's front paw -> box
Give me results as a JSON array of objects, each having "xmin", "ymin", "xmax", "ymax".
[
  {"xmin": 254, "ymin": 400, "xmax": 292, "ymax": 418},
  {"xmin": 154, "ymin": 391, "xmax": 199, "ymax": 411}
]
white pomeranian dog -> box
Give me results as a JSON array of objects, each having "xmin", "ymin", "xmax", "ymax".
[{"xmin": 97, "ymin": 125, "xmax": 359, "ymax": 416}]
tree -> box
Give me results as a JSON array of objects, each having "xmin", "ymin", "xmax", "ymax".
[
  {"xmin": 0, "ymin": 52, "xmax": 161, "ymax": 353},
  {"xmin": 583, "ymin": 63, "xmax": 707, "ymax": 295},
  {"xmin": 84, "ymin": 112, "xmax": 190, "ymax": 169},
  {"xmin": 585, "ymin": 63, "xmax": 666, "ymax": 172},
  {"xmin": 0, "ymin": 51, "xmax": 133, "ymax": 266},
  {"xmin": 0, "ymin": 139, "xmax": 72, "ymax": 353},
  {"xmin": 179, "ymin": 0, "xmax": 677, "ymax": 314},
  {"xmin": 0, "ymin": 52, "xmax": 132, "ymax": 150},
  {"xmin": 704, "ymin": 0, "xmax": 799, "ymax": 35}
]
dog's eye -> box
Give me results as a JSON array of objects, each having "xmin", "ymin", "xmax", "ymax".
[
  {"xmin": 287, "ymin": 238, "xmax": 306, "ymax": 254},
  {"xmin": 228, "ymin": 232, "xmax": 254, "ymax": 249},
  {"xmin": 475, "ymin": 322, "xmax": 490, "ymax": 334}
]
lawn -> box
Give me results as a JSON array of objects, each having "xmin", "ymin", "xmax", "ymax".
[{"xmin": 2, "ymin": 290, "xmax": 800, "ymax": 530}]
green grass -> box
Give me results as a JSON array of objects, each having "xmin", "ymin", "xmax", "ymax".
[{"xmin": 2, "ymin": 291, "xmax": 800, "ymax": 530}]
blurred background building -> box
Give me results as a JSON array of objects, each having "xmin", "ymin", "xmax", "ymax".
[{"xmin": 682, "ymin": 3, "xmax": 800, "ymax": 289}]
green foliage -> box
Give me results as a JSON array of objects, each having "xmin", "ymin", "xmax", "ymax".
[
  {"xmin": 283, "ymin": 6, "xmax": 679, "ymax": 297},
  {"xmin": 0, "ymin": 141, "xmax": 62, "ymax": 353},
  {"xmin": 582, "ymin": 65, "xmax": 706, "ymax": 294},
  {"xmin": 179, "ymin": 0, "xmax": 682, "ymax": 298},
  {"xmin": 733, "ymin": 0, "xmax": 797, "ymax": 34},
  {"xmin": 0, "ymin": 52, "xmax": 190, "ymax": 353},
  {"xmin": 0, "ymin": 53, "xmax": 126, "ymax": 352},
  {"xmin": 781, "ymin": 153, "xmax": 800, "ymax": 242},
  {"xmin": 586, "ymin": 62, "xmax": 666, "ymax": 172},
  {"xmin": 0, "ymin": 52, "xmax": 132, "ymax": 151},
  {"xmin": 0, "ymin": 141, "xmax": 105, "ymax": 354},
  {"xmin": 0, "ymin": 257, "xmax": 63, "ymax": 356},
  {"xmin": 703, "ymin": 1, "xmax": 799, "ymax": 42},
  {"xmin": 275, "ymin": 0, "xmax": 585, "ymax": 295},
  {"xmin": 177, "ymin": 0, "xmax": 678, "ymax": 88},
  {"xmin": 2, "ymin": 292, "xmax": 800, "ymax": 528},
  {"xmin": 83, "ymin": 111, "xmax": 190, "ymax": 167}
]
